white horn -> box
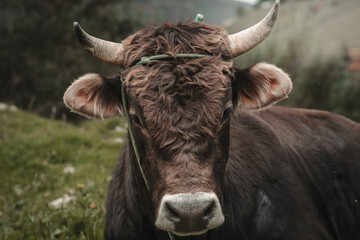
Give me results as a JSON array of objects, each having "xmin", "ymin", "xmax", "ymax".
[
  {"xmin": 228, "ymin": 0, "xmax": 280, "ymax": 58},
  {"xmin": 74, "ymin": 22, "xmax": 125, "ymax": 65}
]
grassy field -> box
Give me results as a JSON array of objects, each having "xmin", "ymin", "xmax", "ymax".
[{"xmin": 0, "ymin": 107, "xmax": 127, "ymax": 239}]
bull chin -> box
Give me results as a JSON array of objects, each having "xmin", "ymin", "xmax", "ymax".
[
  {"xmin": 157, "ymin": 223, "xmax": 223, "ymax": 237},
  {"xmin": 171, "ymin": 229, "xmax": 209, "ymax": 237}
]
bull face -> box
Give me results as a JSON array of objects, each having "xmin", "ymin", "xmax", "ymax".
[
  {"xmin": 64, "ymin": 0, "xmax": 291, "ymax": 236},
  {"xmin": 124, "ymin": 58, "xmax": 232, "ymax": 236}
]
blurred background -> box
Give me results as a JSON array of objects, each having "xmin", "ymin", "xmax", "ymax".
[
  {"xmin": 1, "ymin": 0, "xmax": 359, "ymax": 122},
  {"xmin": 1, "ymin": 0, "xmax": 359, "ymax": 239}
]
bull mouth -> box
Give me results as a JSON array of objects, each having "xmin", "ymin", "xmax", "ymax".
[{"xmin": 170, "ymin": 229, "xmax": 209, "ymax": 237}]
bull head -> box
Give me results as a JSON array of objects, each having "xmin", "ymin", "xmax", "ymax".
[{"xmin": 64, "ymin": 0, "xmax": 291, "ymax": 237}]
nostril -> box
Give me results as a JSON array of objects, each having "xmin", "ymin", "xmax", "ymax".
[
  {"xmin": 166, "ymin": 203, "xmax": 180, "ymax": 222},
  {"xmin": 202, "ymin": 201, "xmax": 215, "ymax": 220}
]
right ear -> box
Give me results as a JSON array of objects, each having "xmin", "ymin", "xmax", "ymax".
[
  {"xmin": 63, "ymin": 73, "xmax": 123, "ymax": 119},
  {"xmin": 232, "ymin": 63, "xmax": 292, "ymax": 111}
]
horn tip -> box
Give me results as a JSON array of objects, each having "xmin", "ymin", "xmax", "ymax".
[
  {"xmin": 275, "ymin": 0, "xmax": 280, "ymax": 9},
  {"xmin": 73, "ymin": 22, "xmax": 93, "ymax": 51}
]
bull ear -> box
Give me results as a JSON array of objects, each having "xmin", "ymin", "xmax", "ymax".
[
  {"xmin": 232, "ymin": 63, "xmax": 292, "ymax": 110},
  {"xmin": 63, "ymin": 73, "xmax": 123, "ymax": 119}
]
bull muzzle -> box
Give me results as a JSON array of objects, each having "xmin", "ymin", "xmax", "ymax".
[{"xmin": 155, "ymin": 192, "xmax": 224, "ymax": 236}]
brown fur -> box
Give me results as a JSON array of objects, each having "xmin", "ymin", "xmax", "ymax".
[
  {"xmin": 121, "ymin": 22, "xmax": 232, "ymax": 67},
  {"xmin": 63, "ymin": 20, "xmax": 360, "ymax": 240}
]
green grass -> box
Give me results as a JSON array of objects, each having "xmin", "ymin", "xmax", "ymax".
[{"xmin": 0, "ymin": 108, "xmax": 127, "ymax": 239}]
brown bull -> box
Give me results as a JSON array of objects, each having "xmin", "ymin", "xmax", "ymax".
[{"xmin": 64, "ymin": 1, "xmax": 360, "ymax": 239}]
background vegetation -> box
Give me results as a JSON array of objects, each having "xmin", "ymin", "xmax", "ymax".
[
  {"xmin": 0, "ymin": 0, "xmax": 142, "ymax": 121},
  {"xmin": 0, "ymin": 0, "xmax": 359, "ymax": 239},
  {"xmin": 230, "ymin": 0, "xmax": 360, "ymax": 121}
]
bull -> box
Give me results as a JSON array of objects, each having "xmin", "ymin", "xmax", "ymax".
[{"xmin": 63, "ymin": 0, "xmax": 360, "ymax": 239}]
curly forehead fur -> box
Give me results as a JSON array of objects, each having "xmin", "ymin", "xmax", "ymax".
[
  {"xmin": 121, "ymin": 21, "xmax": 232, "ymax": 67},
  {"xmin": 119, "ymin": 22, "xmax": 234, "ymax": 156},
  {"xmin": 123, "ymin": 58, "xmax": 232, "ymax": 156}
]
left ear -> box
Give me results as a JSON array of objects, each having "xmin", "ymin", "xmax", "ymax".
[
  {"xmin": 232, "ymin": 63, "xmax": 292, "ymax": 110},
  {"xmin": 63, "ymin": 73, "xmax": 123, "ymax": 119}
]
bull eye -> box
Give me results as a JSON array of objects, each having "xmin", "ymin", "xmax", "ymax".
[
  {"xmin": 221, "ymin": 108, "xmax": 231, "ymax": 123},
  {"xmin": 131, "ymin": 114, "xmax": 142, "ymax": 126}
]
